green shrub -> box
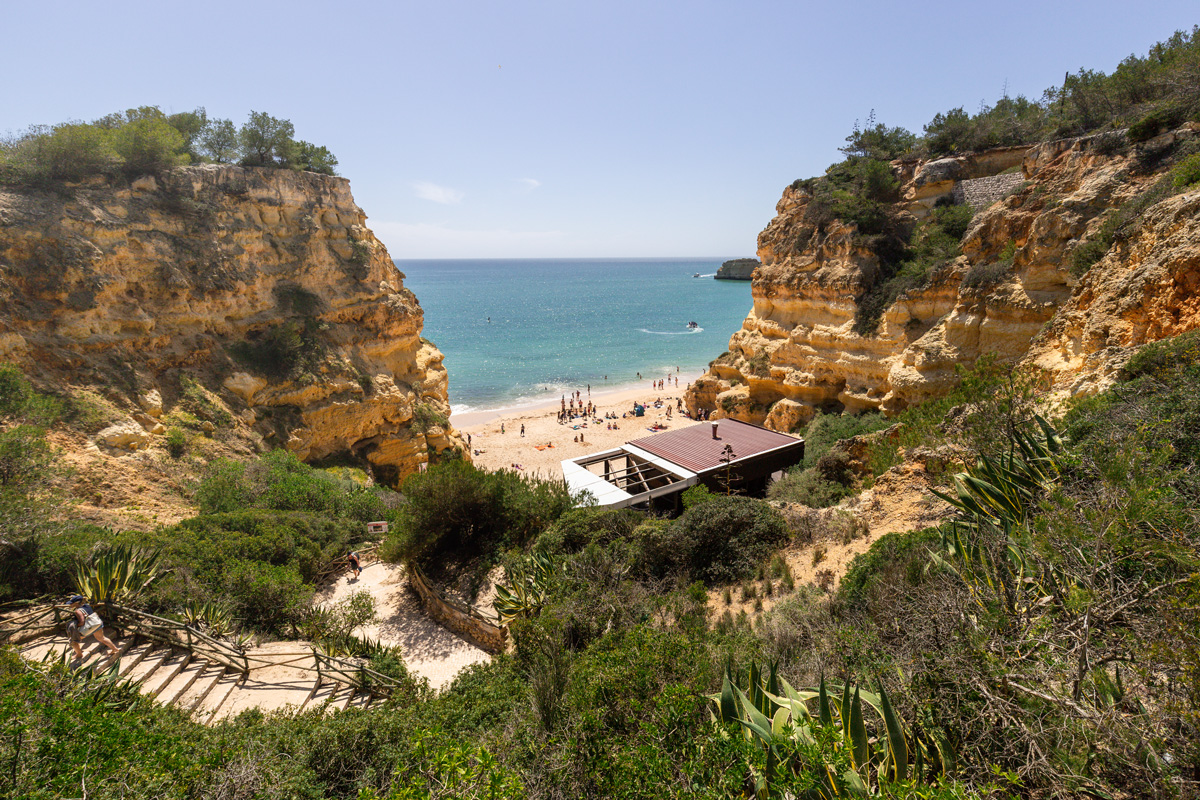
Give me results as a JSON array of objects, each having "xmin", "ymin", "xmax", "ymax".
[
  {"xmin": 767, "ymin": 466, "xmax": 853, "ymax": 508},
  {"xmin": 410, "ymin": 401, "xmax": 449, "ymax": 433},
  {"xmin": 661, "ymin": 496, "xmax": 789, "ymax": 583},
  {"xmin": 165, "ymin": 427, "xmax": 186, "ymax": 458},
  {"xmin": 681, "ymin": 483, "xmax": 716, "ymax": 509},
  {"xmin": 1171, "ymin": 152, "xmax": 1200, "ymax": 188},
  {"xmin": 194, "ymin": 450, "xmax": 394, "ymax": 522},
  {"xmin": 1127, "ymin": 104, "xmax": 1189, "ymax": 143},
  {"xmin": 802, "ymin": 411, "xmax": 889, "ymax": 469},
  {"xmin": 534, "ymin": 506, "xmax": 645, "ymax": 555},
  {"xmin": 390, "ymin": 460, "xmax": 575, "ymax": 568},
  {"xmin": 223, "ymin": 561, "xmax": 312, "ymax": 633},
  {"xmin": 837, "ymin": 527, "xmax": 941, "ymax": 607},
  {"xmin": 961, "ymin": 259, "xmax": 1011, "ymax": 290}
]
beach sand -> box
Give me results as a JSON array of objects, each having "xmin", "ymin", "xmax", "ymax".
[{"xmin": 455, "ymin": 372, "xmax": 706, "ymax": 479}]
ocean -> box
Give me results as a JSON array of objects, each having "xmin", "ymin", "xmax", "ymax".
[{"xmin": 397, "ymin": 258, "xmax": 754, "ymax": 415}]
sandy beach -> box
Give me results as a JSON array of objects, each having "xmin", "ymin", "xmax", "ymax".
[{"xmin": 454, "ymin": 372, "xmax": 707, "ymax": 479}]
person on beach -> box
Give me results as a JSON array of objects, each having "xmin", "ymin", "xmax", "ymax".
[
  {"xmin": 66, "ymin": 595, "xmax": 118, "ymax": 661},
  {"xmin": 520, "ymin": 424, "xmax": 525, "ymax": 437},
  {"xmin": 348, "ymin": 550, "xmax": 362, "ymax": 579}
]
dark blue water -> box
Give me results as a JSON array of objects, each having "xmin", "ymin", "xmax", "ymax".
[{"xmin": 398, "ymin": 258, "xmax": 753, "ymax": 413}]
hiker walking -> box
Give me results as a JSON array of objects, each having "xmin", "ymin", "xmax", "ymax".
[
  {"xmin": 348, "ymin": 550, "xmax": 362, "ymax": 579},
  {"xmin": 66, "ymin": 595, "xmax": 118, "ymax": 661}
]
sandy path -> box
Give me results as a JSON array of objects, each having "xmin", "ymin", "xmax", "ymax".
[
  {"xmin": 456, "ymin": 373, "xmax": 707, "ymax": 478},
  {"xmin": 317, "ymin": 561, "xmax": 490, "ymax": 690}
]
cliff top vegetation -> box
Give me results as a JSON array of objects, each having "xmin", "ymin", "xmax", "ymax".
[{"xmin": 0, "ymin": 106, "xmax": 337, "ymax": 186}]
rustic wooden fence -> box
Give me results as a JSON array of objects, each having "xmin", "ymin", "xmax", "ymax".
[{"xmin": 312, "ymin": 544, "xmax": 381, "ymax": 586}]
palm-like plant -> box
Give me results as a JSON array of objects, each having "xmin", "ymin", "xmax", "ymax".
[
  {"xmin": 493, "ymin": 551, "xmax": 555, "ymax": 626},
  {"xmin": 73, "ymin": 542, "xmax": 166, "ymax": 609},
  {"xmin": 709, "ymin": 663, "xmax": 955, "ymax": 799},
  {"xmin": 928, "ymin": 415, "xmax": 1068, "ymax": 619}
]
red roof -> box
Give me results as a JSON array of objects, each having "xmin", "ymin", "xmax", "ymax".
[{"xmin": 627, "ymin": 419, "xmax": 802, "ymax": 473}]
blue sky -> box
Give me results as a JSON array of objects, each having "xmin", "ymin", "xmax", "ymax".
[{"xmin": 3, "ymin": 1, "xmax": 1196, "ymax": 258}]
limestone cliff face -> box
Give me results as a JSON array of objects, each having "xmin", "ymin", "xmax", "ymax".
[
  {"xmin": 686, "ymin": 127, "xmax": 1200, "ymax": 428},
  {"xmin": 0, "ymin": 165, "xmax": 464, "ymax": 484}
]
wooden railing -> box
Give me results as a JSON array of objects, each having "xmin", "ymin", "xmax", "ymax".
[
  {"xmin": 312, "ymin": 544, "xmax": 381, "ymax": 587},
  {"xmin": 0, "ymin": 605, "xmax": 66, "ymax": 646},
  {"xmin": 311, "ymin": 648, "xmax": 407, "ymax": 696},
  {"xmin": 2, "ymin": 603, "xmax": 407, "ymax": 699},
  {"xmin": 105, "ymin": 604, "xmax": 250, "ymax": 675}
]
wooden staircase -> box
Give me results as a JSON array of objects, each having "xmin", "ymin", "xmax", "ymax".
[{"xmin": 9, "ymin": 616, "xmax": 389, "ymax": 723}]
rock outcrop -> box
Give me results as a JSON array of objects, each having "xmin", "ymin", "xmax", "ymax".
[
  {"xmin": 686, "ymin": 128, "xmax": 1200, "ymax": 428},
  {"xmin": 0, "ymin": 165, "xmax": 464, "ymax": 485},
  {"xmin": 715, "ymin": 258, "xmax": 759, "ymax": 280}
]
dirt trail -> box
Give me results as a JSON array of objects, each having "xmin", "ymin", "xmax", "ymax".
[{"xmin": 316, "ymin": 561, "xmax": 491, "ymax": 690}]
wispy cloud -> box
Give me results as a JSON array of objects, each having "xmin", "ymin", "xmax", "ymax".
[
  {"xmin": 517, "ymin": 177, "xmax": 541, "ymax": 191},
  {"xmin": 411, "ymin": 181, "xmax": 464, "ymax": 205}
]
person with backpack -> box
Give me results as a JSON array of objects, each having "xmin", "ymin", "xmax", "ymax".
[
  {"xmin": 348, "ymin": 550, "xmax": 362, "ymax": 579},
  {"xmin": 66, "ymin": 595, "xmax": 118, "ymax": 661}
]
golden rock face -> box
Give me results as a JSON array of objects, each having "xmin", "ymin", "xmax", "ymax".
[
  {"xmin": 0, "ymin": 164, "xmax": 464, "ymax": 484},
  {"xmin": 686, "ymin": 128, "xmax": 1200, "ymax": 428}
]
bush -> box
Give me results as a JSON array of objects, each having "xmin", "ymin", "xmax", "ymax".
[
  {"xmin": 534, "ymin": 506, "xmax": 645, "ymax": 555},
  {"xmin": 836, "ymin": 527, "xmax": 941, "ymax": 607},
  {"xmin": 661, "ymin": 496, "xmax": 789, "ymax": 583},
  {"xmin": 801, "ymin": 411, "xmax": 889, "ymax": 469},
  {"xmin": 194, "ymin": 450, "xmax": 394, "ymax": 522},
  {"xmin": 1171, "ymin": 152, "xmax": 1200, "ymax": 188},
  {"xmin": 223, "ymin": 561, "xmax": 312, "ymax": 633},
  {"xmin": 390, "ymin": 460, "xmax": 575, "ymax": 568},
  {"xmin": 961, "ymin": 260, "xmax": 1011, "ymax": 290},
  {"xmin": 768, "ymin": 467, "xmax": 853, "ymax": 509},
  {"xmin": 165, "ymin": 427, "xmax": 186, "ymax": 458}
]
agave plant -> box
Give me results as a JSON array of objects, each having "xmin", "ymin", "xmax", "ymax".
[
  {"xmin": 709, "ymin": 663, "xmax": 955, "ymax": 799},
  {"xmin": 493, "ymin": 551, "xmax": 555, "ymax": 626},
  {"xmin": 931, "ymin": 414, "xmax": 1062, "ymax": 530},
  {"xmin": 180, "ymin": 599, "xmax": 235, "ymax": 637},
  {"xmin": 73, "ymin": 542, "xmax": 166, "ymax": 609},
  {"xmin": 928, "ymin": 415, "xmax": 1068, "ymax": 619}
]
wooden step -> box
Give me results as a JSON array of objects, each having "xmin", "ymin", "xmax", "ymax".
[
  {"xmin": 176, "ymin": 663, "xmax": 226, "ymax": 713},
  {"xmin": 157, "ymin": 657, "xmax": 209, "ymax": 706},
  {"xmin": 115, "ymin": 640, "xmax": 158, "ymax": 678},
  {"xmin": 197, "ymin": 671, "xmax": 243, "ymax": 724},
  {"xmin": 123, "ymin": 646, "xmax": 173, "ymax": 686},
  {"xmin": 299, "ymin": 680, "xmax": 340, "ymax": 714},
  {"xmin": 20, "ymin": 635, "xmax": 72, "ymax": 664},
  {"xmin": 142, "ymin": 650, "xmax": 191, "ymax": 698}
]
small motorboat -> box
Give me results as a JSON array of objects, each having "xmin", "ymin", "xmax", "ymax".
[{"xmin": 692, "ymin": 272, "xmax": 701, "ymax": 278}]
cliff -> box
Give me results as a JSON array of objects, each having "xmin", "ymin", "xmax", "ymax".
[
  {"xmin": 685, "ymin": 126, "xmax": 1200, "ymax": 429},
  {"xmin": 715, "ymin": 258, "xmax": 759, "ymax": 280},
  {"xmin": 0, "ymin": 165, "xmax": 464, "ymax": 497}
]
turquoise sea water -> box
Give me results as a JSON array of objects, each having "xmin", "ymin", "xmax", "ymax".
[{"xmin": 397, "ymin": 258, "xmax": 754, "ymax": 414}]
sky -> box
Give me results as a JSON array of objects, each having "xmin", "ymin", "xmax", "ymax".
[{"xmin": 3, "ymin": 1, "xmax": 1197, "ymax": 258}]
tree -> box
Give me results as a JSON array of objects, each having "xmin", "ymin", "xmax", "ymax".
[
  {"xmin": 167, "ymin": 107, "xmax": 209, "ymax": 159},
  {"xmin": 294, "ymin": 140, "xmax": 338, "ymax": 175},
  {"xmin": 111, "ymin": 114, "xmax": 189, "ymax": 176},
  {"xmin": 199, "ymin": 118, "xmax": 238, "ymax": 163},
  {"xmin": 239, "ymin": 110, "xmax": 297, "ymax": 167}
]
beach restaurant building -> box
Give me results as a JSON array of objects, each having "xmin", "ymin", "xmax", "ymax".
[{"xmin": 561, "ymin": 418, "xmax": 805, "ymax": 512}]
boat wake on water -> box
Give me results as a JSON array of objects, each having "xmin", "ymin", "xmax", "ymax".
[{"xmin": 639, "ymin": 327, "xmax": 704, "ymax": 335}]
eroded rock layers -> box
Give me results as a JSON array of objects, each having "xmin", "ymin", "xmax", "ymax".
[
  {"xmin": 0, "ymin": 165, "xmax": 464, "ymax": 483},
  {"xmin": 686, "ymin": 127, "xmax": 1200, "ymax": 428}
]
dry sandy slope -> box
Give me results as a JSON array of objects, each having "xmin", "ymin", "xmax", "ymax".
[{"xmin": 316, "ymin": 561, "xmax": 490, "ymax": 690}]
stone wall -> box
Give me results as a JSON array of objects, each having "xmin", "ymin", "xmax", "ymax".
[
  {"xmin": 406, "ymin": 563, "xmax": 508, "ymax": 654},
  {"xmin": 952, "ymin": 172, "xmax": 1025, "ymax": 210}
]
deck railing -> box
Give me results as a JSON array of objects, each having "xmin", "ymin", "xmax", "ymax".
[{"xmin": 104, "ymin": 604, "xmax": 251, "ymax": 675}]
